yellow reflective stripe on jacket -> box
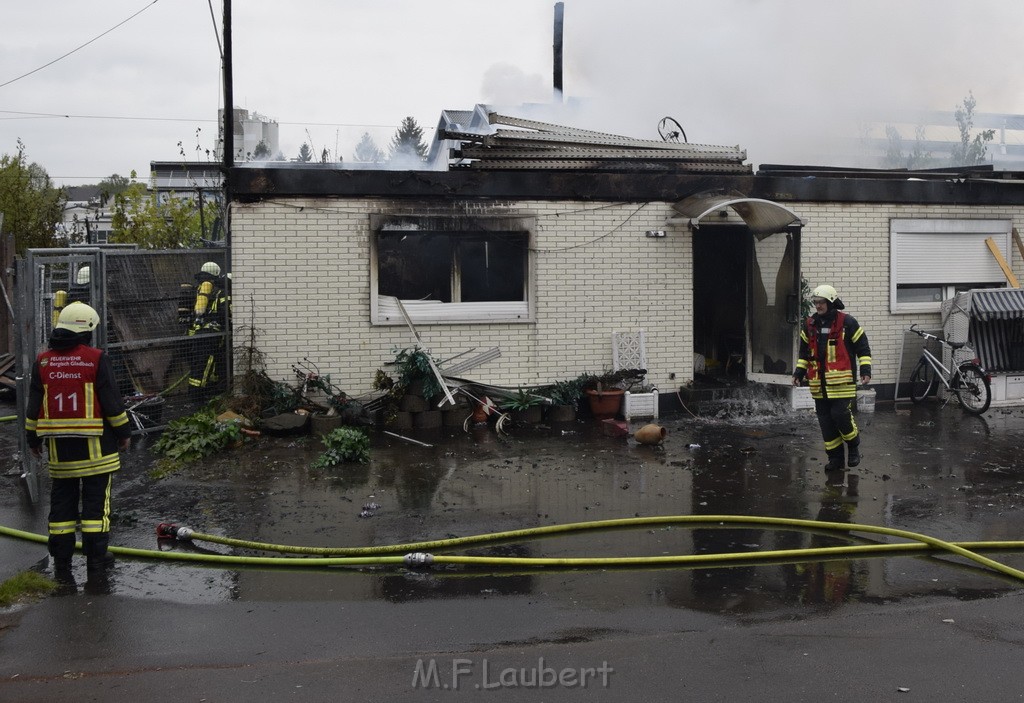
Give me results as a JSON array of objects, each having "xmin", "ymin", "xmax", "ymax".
[
  {"xmin": 34, "ymin": 417, "xmax": 105, "ymax": 436},
  {"xmin": 46, "ymin": 436, "xmax": 121, "ymax": 478},
  {"xmin": 107, "ymin": 411, "xmax": 130, "ymax": 428},
  {"xmin": 46, "ymin": 454, "xmax": 121, "ymax": 478}
]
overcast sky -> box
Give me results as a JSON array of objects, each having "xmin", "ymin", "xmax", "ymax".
[{"xmin": 4, "ymin": 0, "xmax": 1024, "ymax": 187}]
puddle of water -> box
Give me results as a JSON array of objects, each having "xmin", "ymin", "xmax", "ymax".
[{"xmin": 5, "ymin": 398, "xmax": 1024, "ymax": 614}]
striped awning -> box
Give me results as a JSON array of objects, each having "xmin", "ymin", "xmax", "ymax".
[{"xmin": 972, "ymin": 289, "xmax": 1024, "ymax": 321}]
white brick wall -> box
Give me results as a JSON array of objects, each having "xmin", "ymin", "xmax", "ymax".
[
  {"xmin": 794, "ymin": 202, "xmax": 1024, "ymax": 389},
  {"xmin": 231, "ymin": 197, "xmax": 1024, "ymax": 396},
  {"xmin": 231, "ymin": 199, "xmax": 692, "ymax": 395}
]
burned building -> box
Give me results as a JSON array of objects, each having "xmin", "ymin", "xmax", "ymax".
[{"xmin": 228, "ymin": 108, "xmax": 1024, "ymax": 409}]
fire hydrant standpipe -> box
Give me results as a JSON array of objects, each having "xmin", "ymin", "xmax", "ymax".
[{"xmin": 4, "ymin": 515, "xmax": 1024, "ymax": 583}]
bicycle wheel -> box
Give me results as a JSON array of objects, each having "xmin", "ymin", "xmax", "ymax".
[
  {"xmin": 908, "ymin": 360, "xmax": 933, "ymax": 403},
  {"xmin": 953, "ymin": 363, "xmax": 991, "ymax": 415}
]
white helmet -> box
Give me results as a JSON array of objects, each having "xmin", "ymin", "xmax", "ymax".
[
  {"xmin": 201, "ymin": 261, "xmax": 221, "ymax": 276},
  {"xmin": 56, "ymin": 301, "xmax": 100, "ymax": 333},
  {"xmin": 811, "ymin": 284, "xmax": 838, "ymax": 303},
  {"xmin": 75, "ymin": 265, "xmax": 90, "ymax": 286}
]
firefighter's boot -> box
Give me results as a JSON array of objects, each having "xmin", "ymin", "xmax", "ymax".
[
  {"xmin": 823, "ymin": 447, "xmax": 845, "ymax": 473},
  {"xmin": 847, "ymin": 440, "xmax": 862, "ymax": 468},
  {"xmin": 48, "ymin": 533, "xmax": 75, "ymax": 583},
  {"xmin": 83, "ymin": 532, "xmax": 115, "ymax": 576}
]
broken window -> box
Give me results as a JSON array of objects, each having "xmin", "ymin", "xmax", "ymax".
[{"xmin": 371, "ymin": 216, "xmax": 533, "ymax": 324}]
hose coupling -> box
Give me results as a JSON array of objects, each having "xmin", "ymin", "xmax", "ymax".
[
  {"xmin": 156, "ymin": 522, "xmax": 178, "ymax": 539},
  {"xmin": 403, "ymin": 552, "xmax": 434, "ymax": 567},
  {"xmin": 155, "ymin": 523, "xmax": 193, "ymax": 541}
]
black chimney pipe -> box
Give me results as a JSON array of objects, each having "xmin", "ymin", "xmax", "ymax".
[{"xmin": 553, "ymin": 2, "xmax": 564, "ymax": 102}]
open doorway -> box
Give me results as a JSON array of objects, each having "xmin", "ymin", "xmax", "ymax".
[{"xmin": 693, "ymin": 227, "xmax": 748, "ymax": 382}]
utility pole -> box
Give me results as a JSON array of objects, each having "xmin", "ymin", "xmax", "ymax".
[{"xmin": 222, "ymin": 0, "xmax": 233, "ymax": 248}]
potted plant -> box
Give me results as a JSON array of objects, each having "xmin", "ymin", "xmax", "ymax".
[
  {"xmin": 545, "ymin": 378, "xmax": 583, "ymax": 422},
  {"xmin": 581, "ymin": 369, "xmax": 646, "ymax": 420},
  {"xmin": 500, "ymin": 388, "xmax": 545, "ymax": 424}
]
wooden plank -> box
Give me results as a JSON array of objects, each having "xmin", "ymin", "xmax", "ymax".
[
  {"xmin": 1014, "ymin": 228, "xmax": 1024, "ymax": 266},
  {"xmin": 986, "ymin": 237, "xmax": 1020, "ymax": 288}
]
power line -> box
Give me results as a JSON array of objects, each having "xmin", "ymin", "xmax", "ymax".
[
  {"xmin": 0, "ymin": 109, "xmax": 405, "ymax": 130},
  {"xmin": 0, "ymin": 1, "xmax": 161, "ymax": 90}
]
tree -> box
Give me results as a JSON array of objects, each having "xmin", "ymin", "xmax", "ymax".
[
  {"xmin": 0, "ymin": 140, "xmax": 66, "ymax": 253},
  {"xmin": 297, "ymin": 143, "xmax": 313, "ymax": 163},
  {"xmin": 252, "ymin": 140, "xmax": 271, "ymax": 161},
  {"xmin": 882, "ymin": 124, "xmax": 933, "ymax": 169},
  {"xmin": 98, "ymin": 174, "xmax": 132, "ymax": 206},
  {"xmin": 353, "ymin": 132, "xmax": 385, "ymax": 163},
  {"xmin": 388, "ymin": 116, "xmax": 428, "ymax": 164},
  {"xmin": 109, "ymin": 173, "xmax": 220, "ymax": 249},
  {"xmin": 950, "ymin": 91, "xmax": 995, "ymax": 167}
]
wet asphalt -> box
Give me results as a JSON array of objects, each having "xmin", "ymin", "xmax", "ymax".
[{"xmin": 2, "ymin": 393, "xmax": 1024, "ymax": 702}]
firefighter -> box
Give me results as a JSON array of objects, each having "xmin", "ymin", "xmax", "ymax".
[
  {"xmin": 186, "ymin": 261, "xmax": 228, "ymax": 397},
  {"xmin": 792, "ymin": 284, "xmax": 872, "ymax": 473},
  {"xmin": 25, "ymin": 302, "xmax": 132, "ymax": 584},
  {"xmin": 50, "ymin": 264, "xmax": 92, "ymax": 328}
]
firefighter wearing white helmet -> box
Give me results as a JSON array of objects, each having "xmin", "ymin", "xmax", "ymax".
[
  {"xmin": 26, "ymin": 300, "xmax": 131, "ymax": 583},
  {"xmin": 793, "ymin": 283, "xmax": 872, "ymax": 474},
  {"xmin": 55, "ymin": 300, "xmax": 100, "ymax": 333},
  {"xmin": 186, "ymin": 261, "xmax": 228, "ymax": 397},
  {"xmin": 50, "ymin": 265, "xmax": 93, "ymax": 328}
]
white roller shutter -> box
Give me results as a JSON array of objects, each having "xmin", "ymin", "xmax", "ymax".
[{"xmin": 892, "ymin": 219, "xmax": 1011, "ymax": 285}]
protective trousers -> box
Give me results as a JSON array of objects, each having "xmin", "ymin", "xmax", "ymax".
[
  {"xmin": 48, "ymin": 473, "xmax": 113, "ymax": 565},
  {"xmin": 813, "ymin": 397, "xmax": 859, "ymax": 462}
]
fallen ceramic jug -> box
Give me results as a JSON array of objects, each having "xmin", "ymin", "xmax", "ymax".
[{"xmin": 634, "ymin": 423, "xmax": 667, "ymax": 445}]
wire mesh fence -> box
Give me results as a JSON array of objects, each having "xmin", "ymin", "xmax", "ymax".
[{"xmin": 16, "ymin": 247, "xmax": 230, "ymax": 438}]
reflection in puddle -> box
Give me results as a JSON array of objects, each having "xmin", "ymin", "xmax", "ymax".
[{"xmin": 7, "ymin": 401, "xmax": 1024, "ymax": 613}]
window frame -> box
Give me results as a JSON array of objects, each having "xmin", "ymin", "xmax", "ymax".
[
  {"xmin": 890, "ymin": 218, "xmax": 1013, "ymax": 314},
  {"xmin": 369, "ymin": 213, "xmax": 535, "ymax": 325}
]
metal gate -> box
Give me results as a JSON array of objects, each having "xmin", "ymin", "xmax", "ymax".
[{"xmin": 15, "ymin": 247, "xmax": 229, "ymax": 502}]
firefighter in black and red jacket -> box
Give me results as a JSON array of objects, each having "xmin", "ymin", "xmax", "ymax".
[
  {"xmin": 25, "ymin": 302, "xmax": 132, "ymax": 584},
  {"xmin": 792, "ymin": 284, "xmax": 872, "ymax": 473}
]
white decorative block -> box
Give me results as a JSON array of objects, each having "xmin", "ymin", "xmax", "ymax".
[
  {"xmin": 624, "ymin": 390, "xmax": 658, "ymax": 421},
  {"xmin": 791, "ymin": 386, "xmax": 814, "ymax": 410}
]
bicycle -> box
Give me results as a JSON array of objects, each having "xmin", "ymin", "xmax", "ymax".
[{"xmin": 906, "ymin": 324, "xmax": 992, "ymax": 415}]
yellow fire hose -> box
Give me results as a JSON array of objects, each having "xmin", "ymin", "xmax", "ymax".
[{"xmin": 3, "ymin": 515, "xmax": 1024, "ymax": 582}]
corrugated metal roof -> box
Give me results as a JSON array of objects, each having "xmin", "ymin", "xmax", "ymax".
[{"xmin": 437, "ymin": 110, "xmax": 750, "ymax": 174}]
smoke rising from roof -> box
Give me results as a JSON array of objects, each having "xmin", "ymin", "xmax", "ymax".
[{"xmin": 492, "ymin": 0, "xmax": 1024, "ymax": 168}]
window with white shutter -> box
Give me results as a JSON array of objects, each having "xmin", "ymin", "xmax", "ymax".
[{"xmin": 890, "ymin": 219, "xmax": 1012, "ymax": 313}]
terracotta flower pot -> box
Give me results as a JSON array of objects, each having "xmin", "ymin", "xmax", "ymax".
[{"xmin": 585, "ymin": 388, "xmax": 624, "ymax": 420}]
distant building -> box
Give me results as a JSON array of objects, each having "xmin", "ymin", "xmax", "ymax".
[
  {"xmin": 58, "ymin": 200, "xmax": 113, "ymax": 245},
  {"xmin": 149, "ymin": 161, "xmax": 225, "ymax": 244},
  {"xmin": 149, "ymin": 161, "xmax": 223, "ymax": 205},
  {"xmin": 858, "ymin": 111, "xmax": 1024, "ymax": 170},
  {"xmin": 215, "ymin": 108, "xmax": 280, "ymax": 163}
]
